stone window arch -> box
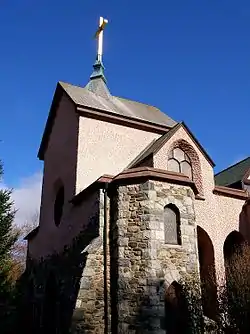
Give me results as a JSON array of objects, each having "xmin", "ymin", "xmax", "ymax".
[
  {"xmin": 54, "ymin": 182, "xmax": 64, "ymax": 227},
  {"xmin": 168, "ymin": 139, "xmax": 203, "ymax": 195},
  {"xmin": 164, "ymin": 204, "xmax": 181, "ymax": 245}
]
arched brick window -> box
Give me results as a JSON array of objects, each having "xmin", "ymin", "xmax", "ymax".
[
  {"xmin": 168, "ymin": 139, "xmax": 203, "ymax": 195},
  {"xmin": 168, "ymin": 147, "xmax": 193, "ymax": 179},
  {"xmin": 164, "ymin": 204, "xmax": 181, "ymax": 245},
  {"xmin": 54, "ymin": 185, "xmax": 64, "ymax": 227}
]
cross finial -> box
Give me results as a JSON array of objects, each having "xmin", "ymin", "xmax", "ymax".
[{"xmin": 94, "ymin": 16, "xmax": 108, "ymax": 63}]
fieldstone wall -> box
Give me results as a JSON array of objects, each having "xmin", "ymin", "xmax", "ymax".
[
  {"xmin": 72, "ymin": 190, "xmax": 110, "ymax": 334},
  {"xmin": 110, "ymin": 180, "xmax": 200, "ymax": 334}
]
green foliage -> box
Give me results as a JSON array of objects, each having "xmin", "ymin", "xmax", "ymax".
[
  {"xmin": 0, "ymin": 162, "xmax": 18, "ymax": 278},
  {"xmin": 182, "ymin": 245, "xmax": 250, "ymax": 333},
  {"xmin": 0, "ymin": 161, "xmax": 18, "ymax": 333}
]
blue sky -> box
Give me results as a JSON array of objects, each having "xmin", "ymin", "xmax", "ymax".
[{"xmin": 0, "ymin": 0, "xmax": 249, "ymax": 190}]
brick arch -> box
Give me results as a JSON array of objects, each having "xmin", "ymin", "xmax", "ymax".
[{"xmin": 168, "ymin": 139, "xmax": 203, "ymax": 195}]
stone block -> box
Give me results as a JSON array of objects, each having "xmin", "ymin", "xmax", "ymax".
[
  {"xmin": 148, "ymin": 190, "xmax": 157, "ymax": 200},
  {"xmin": 118, "ymin": 238, "xmax": 129, "ymax": 247},
  {"xmin": 80, "ymin": 277, "xmax": 91, "ymax": 290},
  {"xmin": 118, "ymin": 258, "xmax": 131, "ymax": 267},
  {"xmin": 83, "ymin": 267, "xmax": 95, "ymax": 277},
  {"xmin": 155, "ymin": 230, "xmax": 164, "ymax": 240}
]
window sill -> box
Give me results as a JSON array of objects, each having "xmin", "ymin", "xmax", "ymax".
[{"xmin": 163, "ymin": 243, "xmax": 182, "ymax": 249}]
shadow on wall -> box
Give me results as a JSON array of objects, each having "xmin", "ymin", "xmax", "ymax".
[
  {"xmin": 110, "ymin": 275, "xmax": 203, "ymax": 334},
  {"xmin": 197, "ymin": 226, "xmax": 217, "ymax": 321},
  {"xmin": 15, "ymin": 218, "xmax": 99, "ymax": 334},
  {"xmin": 239, "ymin": 198, "xmax": 250, "ymax": 243}
]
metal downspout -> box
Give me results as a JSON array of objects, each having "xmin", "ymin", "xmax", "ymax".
[{"xmin": 103, "ymin": 183, "xmax": 109, "ymax": 334}]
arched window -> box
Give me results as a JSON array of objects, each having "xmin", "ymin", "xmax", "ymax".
[
  {"xmin": 54, "ymin": 185, "xmax": 64, "ymax": 226},
  {"xmin": 168, "ymin": 148, "xmax": 193, "ymax": 179},
  {"xmin": 164, "ymin": 281, "xmax": 188, "ymax": 332},
  {"xmin": 164, "ymin": 204, "xmax": 181, "ymax": 245},
  {"xmin": 223, "ymin": 231, "xmax": 246, "ymax": 284}
]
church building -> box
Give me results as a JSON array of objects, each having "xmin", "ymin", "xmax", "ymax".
[{"xmin": 24, "ymin": 17, "xmax": 250, "ymax": 334}]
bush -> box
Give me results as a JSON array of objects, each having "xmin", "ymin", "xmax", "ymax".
[{"xmin": 181, "ymin": 243, "xmax": 250, "ymax": 333}]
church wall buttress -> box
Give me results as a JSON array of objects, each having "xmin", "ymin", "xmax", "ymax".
[
  {"xmin": 110, "ymin": 180, "xmax": 200, "ymax": 333},
  {"xmin": 71, "ymin": 190, "xmax": 111, "ymax": 334}
]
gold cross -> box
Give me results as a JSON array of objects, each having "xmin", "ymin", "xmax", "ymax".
[{"xmin": 94, "ymin": 17, "xmax": 108, "ymax": 63}]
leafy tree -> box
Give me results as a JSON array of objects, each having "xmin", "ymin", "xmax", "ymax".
[
  {"xmin": 182, "ymin": 243, "xmax": 250, "ymax": 333},
  {"xmin": 11, "ymin": 210, "xmax": 39, "ymax": 281}
]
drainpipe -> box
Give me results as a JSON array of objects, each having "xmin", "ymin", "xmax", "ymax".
[{"xmin": 103, "ymin": 183, "xmax": 109, "ymax": 334}]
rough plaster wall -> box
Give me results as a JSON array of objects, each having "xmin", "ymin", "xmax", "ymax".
[
  {"xmin": 76, "ymin": 117, "xmax": 160, "ymax": 192},
  {"xmin": 29, "ymin": 94, "xmax": 103, "ymax": 259},
  {"xmin": 153, "ymin": 126, "xmax": 245, "ymax": 276},
  {"xmin": 29, "ymin": 189, "xmax": 99, "ymax": 259}
]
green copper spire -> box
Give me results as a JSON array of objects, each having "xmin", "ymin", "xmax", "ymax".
[
  {"xmin": 89, "ymin": 58, "xmax": 107, "ymax": 83},
  {"xmin": 85, "ymin": 17, "xmax": 110, "ymax": 99}
]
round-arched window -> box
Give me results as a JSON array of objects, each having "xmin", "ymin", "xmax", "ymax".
[{"xmin": 54, "ymin": 186, "xmax": 64, "ymax": 226}]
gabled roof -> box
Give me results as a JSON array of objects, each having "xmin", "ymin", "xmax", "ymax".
[
  {"xmin": 215, "ymin": 157, "xmax": 250, "ymax": 187},
  {"xmin": 127, "ymin": 122, "xmax": 215, "ymax": 168},
  {"xmin": 38, "ymin": 81, "xmax": 177, "ymax": 160},
  {"xmin": 59, "ymin": 81, "xmax": 176, "ymax": 127}
]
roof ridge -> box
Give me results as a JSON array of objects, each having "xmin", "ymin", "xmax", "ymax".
[
  {"xmin": 59, "ymin": 80, "xmax": 83, "ymax": 89},
  {"xmin": 114, "ymin": 95, "xmax": 160, "ymax": 109},
  {"xmin": 215, "ymin": 156, "xmax": 250, "ymax": 176},
  {"xmin": 60, "ymin": 81, "xmax": 160, "ymax": 109}
]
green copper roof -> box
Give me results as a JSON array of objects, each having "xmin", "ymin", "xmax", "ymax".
[
  {"xmin": 90, "ymin": 59, "xmax": 107, "ymax": 82},
  {"xmin": 85, "ymin": 59, "xmax": 111, "ymax": 99},
  {"xmin": 215, "ymin": 157, "xmax": 250, "ymax": 187}
]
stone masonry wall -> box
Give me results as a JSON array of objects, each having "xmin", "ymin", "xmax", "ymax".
[
  {"xmin": 110, "ymin": 180, "xmax": 199, "ymax": 334},
  {"xmin": 72, "ymin": 190, "xmax": 110, "ymax": 334}
]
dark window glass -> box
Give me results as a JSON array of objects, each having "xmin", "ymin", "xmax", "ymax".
[
  {"xmin": 168, "ymin": 148, "xmax": 193, "ymax": 179},
  {"xmin": 164, "ymin": 205, "xmax": 181, "ymax": 245}
]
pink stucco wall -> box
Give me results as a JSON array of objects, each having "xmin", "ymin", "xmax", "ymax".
[
  {"xmin": 30, "ymin": 101, "xmax": 161, "ymax": 259},
  {"xmin": 153, "ymin": 125, "xmax": 246, "ymax": 276},
  {"xmin": 29, "ymin": 93, "xmax": 82, "ymax": 258},
  {"xmin": 76, "ymin": 117, "xmax": 160, "ymax": 192}
]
